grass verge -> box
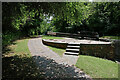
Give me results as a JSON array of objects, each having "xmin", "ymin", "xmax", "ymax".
[
  {"xmin": 42, "ymin": 35, "xmax": 65, "ymax": 57},
  {"xmin": 2, "ymin": 39, "xmax": 43, "ymax": 79},
  {"xmin": 42, "ymin": 35, "xmax": 63, "ymax": 39},
  {"xmin": 47, "ymin": 46, "xmax": 65, "ymax": 57},
  {"xmin": 46, "ymin": 46, "xmax": 118, "ymax": 78},
  {"xmin": 101, "ymin": 36, "xmax": 120, "ymax": 40},
  {"xmin": 76, "ymin": 55, "xmax": 118, "ymax": 78}
]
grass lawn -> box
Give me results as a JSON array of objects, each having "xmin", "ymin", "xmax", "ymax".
[
  {"xmin": 42, "ymin": 35, "xmax": 63, "ymax": 39},
  {"xmin": 14, "ymin": 39, "xmax": 31, "ymax": 56},
  {"xmin": 42, "ymin": 35, "xmax": 65, "ymax": 57},
  {"xmin": 46, "ymin": 44, "xmax": 119, "ymax": 78},
  {"xmin": 2, "ymin": 39, "xmax": 43, "ymax": 79},
  {"xmin": 3, "ymin": 39, "xmax": 31, "ymax": 58},
  {"xmin": 47, "ymin": 46, "xmax": 65, "ymax": 57},
  {"xmin": 76, "ymin": 55, "xmax": 118, "ymax": 78},
  {"xmin": 101, "ymin": 36, "xmax": 120, "ymax": 40}
]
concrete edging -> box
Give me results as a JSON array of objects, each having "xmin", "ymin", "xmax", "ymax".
[{"xmin": 42, "ymin": 39, "xmax": 68, "ymax": 49}]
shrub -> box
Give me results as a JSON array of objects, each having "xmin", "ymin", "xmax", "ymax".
[{"xmin": 2, "ymin": 31, "xmax": 22, "ymax": 47}]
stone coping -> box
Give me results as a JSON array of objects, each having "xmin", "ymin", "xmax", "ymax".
[
  {"xmin": 42, "ymin": 39, "xmax": 68, "ymax": 49},
  {"xmin": 42, "ymin": 39, "xmax": 112, "ymax": 45},
  {"xmin": 42, "ymin": 39, "xmax": 67, "ymax": 44}
]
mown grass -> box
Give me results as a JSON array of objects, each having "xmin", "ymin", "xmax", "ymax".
[
  {"xmin": 101, "ymin": 36, "xmax": 120, "ymax": 40},
  {"xmin": 76, "ymin": 55, "xmax": 118, "ymax": 78},
  {"xmin": 2, "ymin": 39, "xmax": 43, "ymax": 79},
  {"xmin": 14, "ymin": 39, "xmax": 31, "ymax": 56},
  {"xmin": 47, "ymin": 46, "xmax": 65, "ymax": 57},
  {"xmin": 42, "ymin": 35, "xmax": 65, "ymax": 57},
  {"xmin": 46, "ymin": 45, "xmax": 119, "ymax": 78},
  {"xmin": 46, "ymin": 44, "xmax": 119, "ymax": 78},
  {"xmin": 42, "ymin": 35, "xmax": 63, "ymax": 39}
]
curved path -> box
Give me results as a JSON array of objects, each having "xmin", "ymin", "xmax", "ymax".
[{"xmin": 28, "ymin": 38, "xmax": 92, "ymax": 79}]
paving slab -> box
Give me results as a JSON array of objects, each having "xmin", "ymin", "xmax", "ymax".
[{"xmin": 48, "ymin": 37, "xmax": 112, "ymax": 44}]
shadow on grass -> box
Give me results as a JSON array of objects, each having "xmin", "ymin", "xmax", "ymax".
[
  {"xmin": 2, "ymin": 55, "xmax": 91, "ymax": 79},
  {"xmin": 2, "ymin": 35, "xmax": 42, "ymax": 55},
  {"xmin": 2, "ymin": 42, "xmax": 16, "ymax": 54},
  {"xmin": 2, "ymin": 36, "xmax": 30, "ymax": 55},
  {"xmin": 2, "ymin": 55, "xmax": 44, "ymax": 79}
]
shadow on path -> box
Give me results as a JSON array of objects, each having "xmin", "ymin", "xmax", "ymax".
[
  {"xmin": 32, "ymin": 55, "xmax": 92, "ymax": 79},
  {"xmin": 27, "ymin": 38, "xmax": 92, "ymax": 79},
  {"xmin": 2, "ymin": 55, "xmax": 92, "ymax": 80}
]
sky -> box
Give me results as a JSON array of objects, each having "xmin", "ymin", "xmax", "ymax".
[
  {"xmin": 89, "ymin": 0, "xmax": 93, "ymax": 2},
  {"xmin": 49, "ymin": 16, "xmax": 53, "ymax": 21}
]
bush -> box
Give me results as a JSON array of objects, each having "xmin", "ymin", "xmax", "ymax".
[{"xmin": 2, "ymin": 31, "xmax": 23, "ymax": 47}]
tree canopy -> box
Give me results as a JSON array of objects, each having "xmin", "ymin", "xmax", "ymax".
[{"xmin": 2, "ymin": 2, "xmax": 120, "ymax": 36}]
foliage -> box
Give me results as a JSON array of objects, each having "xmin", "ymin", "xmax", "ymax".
[
  {"xmin": 3, "ymin": 2, "xmax": 46, "ymax": 35},
  {"xmin": 101, "ymin": 36, "xmax": 120, "ymax": 40},
  {"xmin": 2, "ymin": 2, "xmax": 93, "ymax": 33},
  {"xmin": 45, "ymin": 2, "xmax": 94, "ymax": 32},
  {"xmin": 2, "ymin": 3, "xmax": 21, "ymax": 32},
  {"xmin": 86, "ymin": 2, "xmax": 120, "ymax": 36},
  {"xmin": 2, "ymin": 2, "xmax": 120, "ymax": 37},
  {"xmin": 76, "ymin": 55, "xmax": 118, "ymax": 78},
  {"xmin": 40, "ymin": 21, "xmax": 51, "ymax": 34},
  {"xmin": 50, "ymin": 18, "xmax": 68, "ymax": 32},
  {"xmin": 2, "ymin": 31, "xmax": 23, "ymax": 47},
  {"xmin": 48, "ymin": 2, "xmax": 120, "ymax": 36}
]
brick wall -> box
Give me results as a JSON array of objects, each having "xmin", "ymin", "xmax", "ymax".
[
  {"xmin": 42, "ymin": 39, "xmax": 67, "ymax": 49},
  {"xmin": 113, "ymin": 40, "xmax": 120, "ymax": 60},
  {"xmin": 80, "ymin": 44, "xmax": 115, "ymax": 60}
]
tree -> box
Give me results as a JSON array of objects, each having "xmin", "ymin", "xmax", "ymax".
[
  {"xmin": 84, "ymin": 2, "xmax": 120, "ymax": 36},
  {"xmin": 3, "ymin": 2, "xmax": 120, "ymax": 36}
]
